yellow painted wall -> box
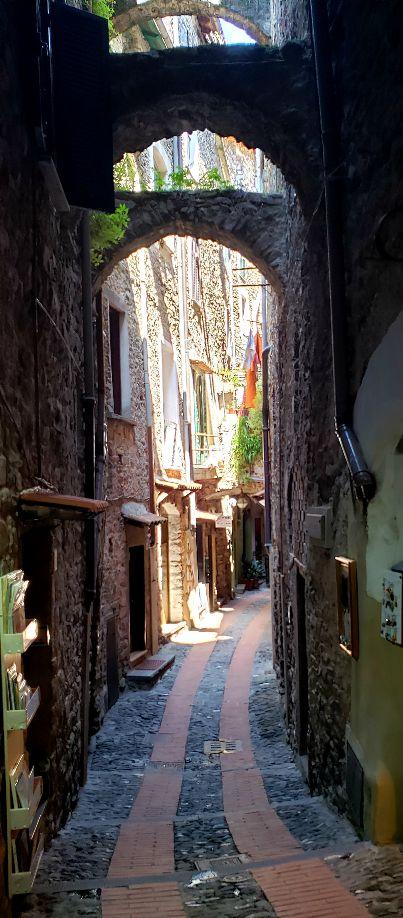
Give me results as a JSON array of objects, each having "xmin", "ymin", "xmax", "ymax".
[{"xmin": 349, "ymin": 308, "xmax": 403, "ymax": 842}]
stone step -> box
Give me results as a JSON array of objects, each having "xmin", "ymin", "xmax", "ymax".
[
  {"xmin": 126, "ymin": 651, "xmax": 176, "ymax": 686},
  {"xmin": 161, "ymin": 620, "xmax": 187, "ymax": 638}
]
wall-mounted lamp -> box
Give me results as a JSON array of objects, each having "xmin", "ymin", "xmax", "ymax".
[{"xmin": 237, "ymin": 496, "xmax": 249, "ymax": 511}]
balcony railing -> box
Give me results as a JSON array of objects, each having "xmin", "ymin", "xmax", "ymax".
[{"xmin": 193, "ymin": 432, "xmax": 222, "ymax": 467}]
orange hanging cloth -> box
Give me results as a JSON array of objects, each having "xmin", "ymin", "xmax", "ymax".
[
  {"xmin": 254, "ymin": 331, "xmax": 263, "ymax": 365},
  {"xmin": 243, "ymin": 363, "xmax": 257, "ymax": 409}
]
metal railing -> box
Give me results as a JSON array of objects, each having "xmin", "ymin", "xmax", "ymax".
[{"xmin": 193, "ymin": 432, "xmax": 222, "ymax": 467}]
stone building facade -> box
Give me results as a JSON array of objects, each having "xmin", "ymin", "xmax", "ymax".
[
  {"xmin": 266, "ymin": 0, "xmax": 403, "ymax": 844},
  {"xmin": 0, "ymin": 0, "xmax": 107, "ymax": 912}
]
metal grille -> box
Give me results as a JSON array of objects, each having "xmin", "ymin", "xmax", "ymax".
[
  {"xmin": 195, "ymin": 854, "xmax": 249, "ymax": 870},
  {"xmin": 204, "ymin": 740, "xmax": 243, "ymax": 755}
]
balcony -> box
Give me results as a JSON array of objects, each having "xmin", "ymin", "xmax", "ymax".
[{"xmin": 193, "ymin": 433, "xmax": 223, "ymax": 478}]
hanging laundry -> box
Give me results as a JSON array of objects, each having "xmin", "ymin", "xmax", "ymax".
[
  {"xmin": 243, "ymin": 363, "xmax": 257, "ymax": 409},
  {"xmin": 254, "ymin": 331, "xmax": 263, "ymax": 366},
  {"xmin": 243, "ymin": 329, "xmax": 255, "ymax": 370}
]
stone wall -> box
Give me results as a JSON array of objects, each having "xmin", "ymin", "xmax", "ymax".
[
  {"xmin": 0, "ymin": 0, "xmax": 91, "ymax": 909},
  {"xmin": 268, "ymin": 0, "xmax": 403, "ymax": 828}
]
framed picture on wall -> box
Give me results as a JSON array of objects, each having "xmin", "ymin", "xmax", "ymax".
[{"xmin": 335, "ymin": 556, "xmax": 359, "ymax": 659}]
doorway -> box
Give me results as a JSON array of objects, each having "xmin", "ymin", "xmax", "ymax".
[
  {"xmin": 296, "ymin": 568, "xmax": 309, "ymax": 756},
  {"xmin": 129, "ymin": 545, "xmax": 146, "ymax": 652}
]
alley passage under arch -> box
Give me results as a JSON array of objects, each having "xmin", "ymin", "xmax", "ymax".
[
  {"xmin": 110, "ymin": 43, "xmax": 320, "ymax": 210},
  {"xmin": 94, "ymin": 189, "xmax": 286, "ymax": 293}
]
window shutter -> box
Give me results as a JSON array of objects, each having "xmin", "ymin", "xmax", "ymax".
[{"xmin": 50, "ymin": 2, "xmax": 114, "ymax": 212}]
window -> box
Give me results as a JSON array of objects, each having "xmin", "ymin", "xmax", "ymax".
[
  {"xmin": 189, "ymin": 238, "xmax": 202, "ymax": 304},
  {"xmin": 109, "ymin": 303, "xmax": 130, "ymax": 417},
  {"xmin": 193, "ymin": 368, "xmax": 211, "ymax": 464},
  {"xmin": 109, "ymin": 307, "xmax": 122, "ymax": 415},
  {"xmin": 161, "ymin": 340, "xmax": 180, "ymax": 468}
]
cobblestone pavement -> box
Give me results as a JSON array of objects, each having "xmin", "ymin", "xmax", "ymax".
[{"xmin": 16, "ymin": 590, "xmax": 403, "ymax": 917}]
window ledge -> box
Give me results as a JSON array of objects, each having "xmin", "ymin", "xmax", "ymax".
[{"xmin": 107, "ymin": 413, "xmax": 136, "ymax": 426}]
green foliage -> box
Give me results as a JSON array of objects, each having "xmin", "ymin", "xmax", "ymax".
[
  {"xmin": 231, "ymin": 383, "xmax": 263, "ymax": 483},
  {"xmin": 113, "ymin": 154, "xmax": 137, "ymax": 192},
  {"xmin": 91, "ymin": 0, "xmax": 116, "ymax": 37},
  {"xmin": 248, "ymin": 383, "xmax": 263, "ymax": 440},
  {"xmin": 220, "ymin": 367, "xmax": 245, "ymax": 389},
  {"xmin": 243, "ymin": 558, "xmax": 265, "ymax": 581},
  {"xmin": 169, "ymin": 168, "xmax": 196, "ymax": 190},
  {"xmin": 90, "ymin": 204, "xmax": 130, "ymax": 267},
  {"xmin": 199, "ymin": 167, "xmax": 232, "ymax": 191},
  {"xmin": 142, "ymin": 167, "xmax": 234, "ymax": 193}
]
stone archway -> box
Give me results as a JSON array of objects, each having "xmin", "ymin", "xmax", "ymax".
[
  {"xmin": 94, "ymin": 189, "xmax": 286, "ymax": 293},
  {"xmin": 114, "ymin": 0, "xmax": 271, "ymax": 45},
  {"xmin": 110, "ymin": 43, "xmax": 320, "ymax": 212}
]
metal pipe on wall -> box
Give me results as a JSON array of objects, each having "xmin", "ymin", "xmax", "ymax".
[
  {"xmin": 261, "ymin": 284, "xmax": 272, "ymax": 565},
  {"xmin": 81, "ymin": 211, "xmax": 96, "ymax": 784},
  {"xmin": 309, "ymin": 0, "xmax": 376, "ymax": 503}
]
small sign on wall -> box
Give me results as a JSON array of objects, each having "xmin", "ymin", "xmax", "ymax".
[
  {"xmin": 381, "ymin": 570, "xmax": 403, "ymax": 645},
  {"xmin": 335, "ymin": 556, "xmax": 359, "ymax": 659}
]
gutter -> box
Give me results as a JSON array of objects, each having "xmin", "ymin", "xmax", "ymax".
[
  {"xmin": 81, "ymin": 211, "xmax": 97, "ymax": 784},
  {"xmin": 261, "ymin": 284, "xmax": 272, "ymax": 586},
  {"xmin": 309, "ymin": 0, "xmax": 376, "ymax": 502}
]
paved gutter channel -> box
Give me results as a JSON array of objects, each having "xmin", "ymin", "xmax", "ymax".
[
  {"xmin": 249, "ymin": 635, "xmax": 359, "ymax": 852},
  {"xmin": 174, "ymin": 605, "xmax": 258, "ymax": 868}
]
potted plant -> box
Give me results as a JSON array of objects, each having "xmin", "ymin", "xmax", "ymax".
[{"xmin": 243, "ymin": 559, "xmax": 264, "ymax": 591}]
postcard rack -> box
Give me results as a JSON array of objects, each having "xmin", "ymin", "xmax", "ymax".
[{"xmin": 0, "ymin": 571, "xmax": 45, "ymax": 896}]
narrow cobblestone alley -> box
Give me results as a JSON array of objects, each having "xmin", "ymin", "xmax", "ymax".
[{"xmin": 15, "ymin": 590, "xmax": 402, "ymax": 918}]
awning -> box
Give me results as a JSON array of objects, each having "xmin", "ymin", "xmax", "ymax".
[
  {"xmin": 155, "ymin": 477, "xmax": 201, "ymax": 493},
  {"xmin": 190, "ymin": 357, "xmax": 215, "ymax": 374},
  {"xmin": 206, "ymin": 484, "xmax": 263, "ymax": 502},
  {"xmin": 196, "ymin": 510, "xmax": 221, "ymax": 525},
  {"xmin": 122, "ymin": 502, "xmax": 163, "ymax": 526},
  {"xmin": 19, "ymin": 489, "xmax": 108, "ymax": 521}
]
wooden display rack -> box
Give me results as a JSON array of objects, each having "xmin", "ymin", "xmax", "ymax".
[{"xmin": 0, "ymin": 573, "xmax": 45, "ymax": 897}]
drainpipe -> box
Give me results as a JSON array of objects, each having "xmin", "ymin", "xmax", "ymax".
[
  {"xmin": 143, "ymin": 338, "xmax": 156, "ymax": 523},
  {"xmin": 95, "ymin": 290, "xmax": 106, "ymax": 502},
  {"xmin": 174, "ymin": 136, "xmax": 195, "ymax": 524},
  {"xmin": 261, "ymin": 285, "xmax": 272, "ymax": 570},
  {"xmin": 309, "ymin": 0, "xmax": 376, "ymax": 503},
  {"xmin": 88, "ymin": 289, "xmax": 107, "ymax": 734},
  {"xmin": 81, "ymin": 211, "xmax": 96, "ymax": 784},
  {"xmin": 143, "ymin": 336, "xmax": 158, "ymax": 652}
]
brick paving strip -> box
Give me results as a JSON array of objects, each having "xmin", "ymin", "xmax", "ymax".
[
  {"xmin": 102, "ymin": 882, "xmax": 186, "ymax": 918},
  {"xmin": 106, "ymin": 642, "xmax": 215, "ymax": 885},
  {"xmin": 103, "ymin": 601, "xmax": 249, "ymax": 915},
  {"xmin": 221, "ymin": 611, "xmax": 300, "ymax": 860},
  {"xmin": 219, "ymin": 604, "xmax": 368, "ymax": 917},
  {"xmin": 254, "ymin": 860, "xmax": 368, "ymax": 916}
]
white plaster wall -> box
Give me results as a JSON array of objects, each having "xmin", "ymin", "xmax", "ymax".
[{"xmin": 354, "ymin": 308, "xmax": 403, "ymax": 600}]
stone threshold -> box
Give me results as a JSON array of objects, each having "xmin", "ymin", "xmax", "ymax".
[
  {"xmin": 126, "ymin": 650, "xmax": 176, "ymax": 685},
  {"xmin": 161, "ymin": 620, "xmax": 187, "ymax": 638}
]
